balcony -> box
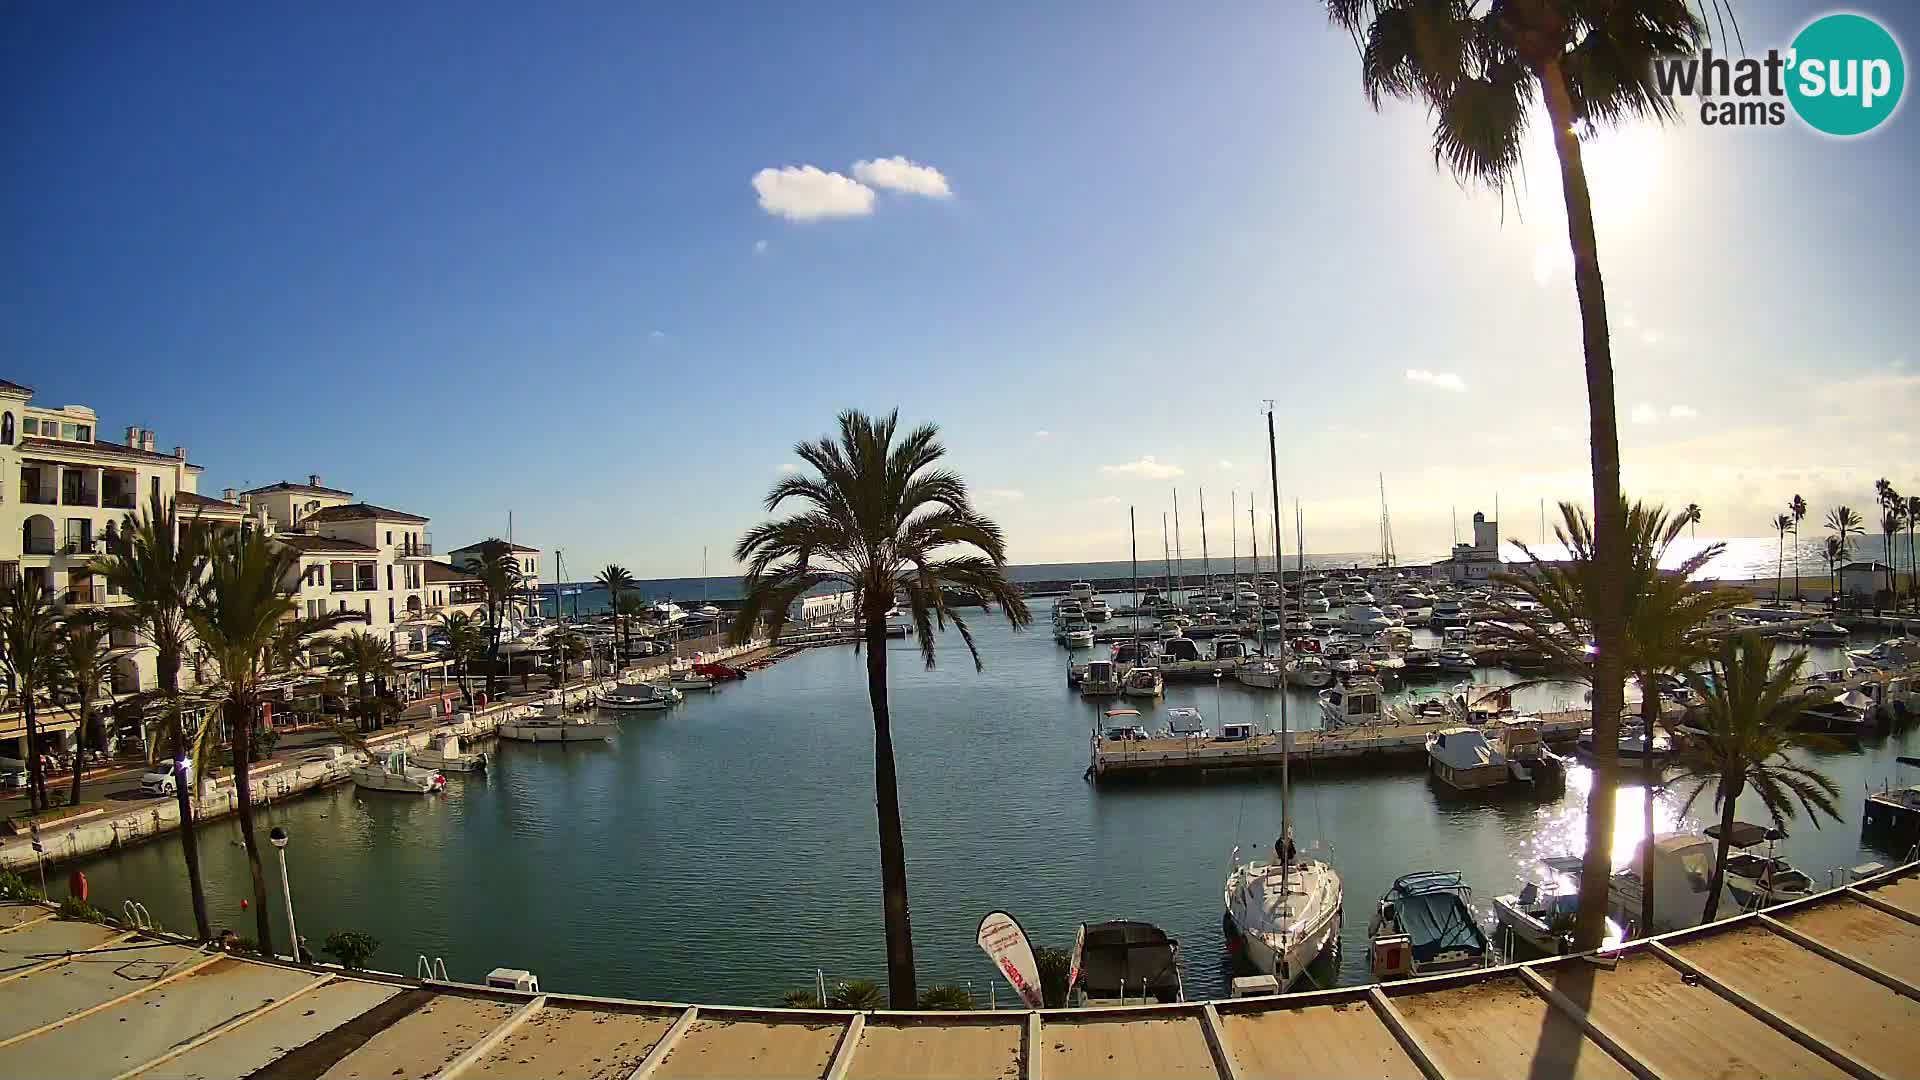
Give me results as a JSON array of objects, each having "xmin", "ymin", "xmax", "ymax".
[
  {"xmin": 62, "ymin": 581, "xmax": 108, "ymax": 606},
  {"xmin": 332, "ymin": 582, "xmax": 354, "ymax": 593},
  {"xmin": 22, "ymin": 538, "xmax": 57, "ymax": 556},
  {"xmin": 62, "ymin": 538, "xmax": 98, "ymax": 557},
  {"xmin": 394, "ymin": 538, "xmax": 433, "ymax": 557},
  {"xmin": 20, "ymin": 488, "xmax": 56, "ymax": 506},
  {"xmin": 102, "ymin": 491, "xmax": 137, "ymax": 510}
]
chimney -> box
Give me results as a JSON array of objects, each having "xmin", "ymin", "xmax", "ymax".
[
  {"xmin": 141, "ymin": 431, "xmax": 156, "ymax": 453},
  {"xmin": 308, "ymin": 473, "xmax": 322, "ymax": 488},
  {"xmin": 222, "ymin": 488, "xmax": 237, "ymax": 502},
  {"xmin": 172, "ymin": 445, "xmax": 186, "ymax": 460},
  {"xmin": 125, "ymin": 425, "xmax": 142, "ymax": 448}
]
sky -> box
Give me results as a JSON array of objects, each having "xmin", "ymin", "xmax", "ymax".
[{"xmin": 4, "ymin": 2, "xmax": 1916, "ymax": 577}]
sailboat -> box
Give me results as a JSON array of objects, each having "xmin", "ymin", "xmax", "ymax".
[
  {"xmin": 695, "ymin": 546, "xmax": 721, "ymax": 620},
  {"xmin": 1223, "ymin": 404, "xmax": 1344, "ymax": 990}
]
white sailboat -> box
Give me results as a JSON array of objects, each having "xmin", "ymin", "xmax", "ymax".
[
  {"xmin": 498, "ymin": 700, "xmax": 619, "ymax": 743},
  {"xmin": 351, "ymin": 747, "xmax": 447, "ymax": 794},
  {"xmin": 1224, "ymin": 405, "xmax": 1343, "ymax": 990}
]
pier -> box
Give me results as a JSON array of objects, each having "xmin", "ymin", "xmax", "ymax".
[
  {"xmin": 1089, "ymin": 709, "xmax": 1592, "ymax": 782},
  {"xmin": 0, "ymin": 862, "xmax": 1913, "ymax": 1078}
]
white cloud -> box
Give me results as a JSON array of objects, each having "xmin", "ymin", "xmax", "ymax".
[
  {"xmin": 978, "ymin": 488, "xmax": 1025, "ymax": 504},
  {"xmin": 851, "ymin": 156, "xmax": 952, "ymax": 198},
  {"xmin": 1549, "ymin": 424, "xmax": 1581, "ymax": 442},
  {"xmin": 1099, "ymin": 456, "xmax": 1185, "ymax": 479},
  {"xmin": 777, "ymin": 463, "xmax": 801, "ymax": 474},
  {"xmin": 753, "ymin": 239, "xmax": 768, "ymax": 255},
  {"xmin": 752, "ymin": 165, "xmax": 875, "ymax": 222},
  {"xmin": 1034, "ymin": 430, "xmax": 1050, "ymax": 439},
  {"xmin": 1406, "ymin": 368, "xmax": 1468, "ymax": 392},
  {"xmin": 1631, "ymin": 402, "xmax": 1659, "ymax": 424},
  {"xmin": 648, "ymin": 329, "xmax": 667, "ymax": 342},
  {"xmin": 1080, "ymin": 495, "xmax": 1127, "ymax": 507},
  {"xmin": 1668, "ymin": 404, "xmax": 1699, "ymax": 420}
]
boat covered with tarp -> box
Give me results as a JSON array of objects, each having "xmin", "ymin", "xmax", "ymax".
[{"xmin": 1367, "ymin": 871, "xmax": 1489, "ymax": 978}]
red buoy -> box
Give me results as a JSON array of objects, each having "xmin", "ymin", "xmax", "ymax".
[{"xmin": 67, "ymin": 870, "xmax": 87, "ymax": 903}]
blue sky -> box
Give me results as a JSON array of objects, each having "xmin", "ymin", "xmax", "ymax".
[{"xmin": 5, "ymin": 2, "xmax": 1916, "ymax": 576}]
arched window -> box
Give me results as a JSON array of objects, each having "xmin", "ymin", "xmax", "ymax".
[{"xmin": 1, "ymin": 412, "xmax": 12, "ymax": 445}]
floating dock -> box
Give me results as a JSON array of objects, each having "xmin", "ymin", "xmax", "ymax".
[
  {"xmin": 0, "ymin": 863, "xmax": 1914, "ymax": 1078},
  {"xmin": 1089, "ymin": 710, "xmax": 1592, "ymax": 782}
]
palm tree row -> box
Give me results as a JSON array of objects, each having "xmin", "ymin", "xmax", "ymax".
[
  {"xmin": 596, "ymin": 564, "xmax": 637, "ymax": 665},
  {"xmin": 462, "ymin": 541, "xmax": 524, "ymax": 696}
]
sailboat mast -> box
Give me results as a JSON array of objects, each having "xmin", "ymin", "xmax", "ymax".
[
  {"xmin": 1173, "ymin": 488, "xmax": 1184, "ymax": 604},
  {"xmin": 1130, "ymin": 508, "xmax": 1139, "ymax": 646},
  {"xmin": 1249, "ymin": 500, "xmax": 1259, "ymax": 578},
  {"xmin": 1295, "ymin": 498, "xmax": 1304, "ymax": 577},
  {"xmin": 1267, "ymin": 403, "xmax": 1292, "ymax": 896},
  {"xmin": 1162, "ymin": 513, "xmax": 1173, "ymax": 596},
  {"xmin": 1199, "ymin": 488, "xmax": 1210, "ymax": 597},
  {"xmin": 1230, "ymin": 492, "xmax": 1238, "ymax": 580}
]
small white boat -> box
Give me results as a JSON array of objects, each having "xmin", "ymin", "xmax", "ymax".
[
  {"xmin": 1123, "ymin": 665, "xmax": 1165, "ymax": 698},
  {"xmin": 600, "ymin": 682, "xmax": 677, "ymax": 711},
  {"xmin": 498, "ymin": 703, "xmax": 618, "ymax": 743},
  {"xmin": 1711, "ymin": 822, "xmax": 1815, "ymax": 911},
  {"xmin": 1802, "ymin": 621, "xmax": 1850, "ymax": 641},
  {"xmin": 413, "ymin": 733, "xmax": 486, "ymax": 772},
  {"xmin": 1224, "ymin": 839, "xmax": 1343, "ymax": 990},
  {"xmin": 1069, "ymin": 581, "xmax": 1095, "ymax": 602},
  {"xmin": 1318, "ymin": 677, "xmax": 1384, "ymax": 729},
  {"xmin": 1163, "ymin": 706, "xmax": 1210, "ymax": 739},
  {"xmin": 1085, "ymin": 598, "xmax": 1112, "ymax": 623},
  {"xmin": 1080, "ymin": 658, "xmax": 1124, "ymax": 697},
  {"xmin": 351, "ymin": 747, "xmax": 446, "ymax": 794},
  {"xmin": 670, "ymin": 669, "xmax": 716, "ymax": 691},
  {"xmin": 1340, "ymin": 604, "xmax": 1394, "ymax": 635},
  {"xmin": 1236, "ymin": 660, "xmax": 1285, "ymax": 689},
  {"xmin": 1492, "ymin": 857, "xmax": 1622, "ymax": 958}
]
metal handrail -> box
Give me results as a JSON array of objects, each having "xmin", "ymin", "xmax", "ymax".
[{"xmin": 122, "ymin": 899, "xmax": 154, "ymax": 930}]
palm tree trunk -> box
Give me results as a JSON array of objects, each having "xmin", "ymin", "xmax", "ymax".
[
  {"xmin": 1792, "ymin": 530, "xmax": 1801, "ymax": 603},
  {"xmin": 1776, "ymin": 532, "xmax": 1784, "ymax": 603},
  {"xmin": 863, "ymin": 593, "xmax": 916, "ymax": 1008},
  {"xmin": 227, "ymin": 699, "xmax": 275, "ymax": 956},
  {"xmin": 163, "ymin": 661, "xmax": 212, "ymax": 941},
  {"xmin": 68, "ymin": 695, "xmax": 90, "ymax": 809},
  {"xmin": 1639, "ymin": 683, "xmax": 1660, "ymax": 936},
  {"xmin": 1703, "ymin": 775, "xmax": 1743, "ymax": 923},
  {"xmin": 23, "ymin": 698, "xmax": 45, "ymax": 813},
  {"xmin": 1540, "ymin": 56, "xmax": 1628, "ymax": 953}
]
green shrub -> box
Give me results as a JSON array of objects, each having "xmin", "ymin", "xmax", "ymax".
[
  {"xmin": 780, "ymin": 988, "xmax": 823, "ymax": 1009},
  {"xmin": 57, "ymin": 895, "xmax": 104, "ymax": 923},
  {"xmin": 916, "ymin": 984, "xmax": 975, "ymax": 1010},
  {"xmin": 321, "ymin": 929, "xmax": 380, "ymax": 970},
  {"xmin": 1034, "ymin": 945, "xmax": 1071, "ymax": 1008},
  {"xmin": 828, "ymin": 978, "xmax": 884, "ymax": 1010}
]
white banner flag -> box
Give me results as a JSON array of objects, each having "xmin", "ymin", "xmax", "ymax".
[
  {"xmin": 1066, "ymin": 923, "xmax": 1086, "ymax": 1001},
  {"xmin": 976, "ymin": 911, "xmax": 1046, "ymax": 1009}
]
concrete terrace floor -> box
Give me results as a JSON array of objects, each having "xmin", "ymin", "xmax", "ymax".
[{"xmin": 0, "ymin": 864, "xmax": 1916, "ymax": 1080}]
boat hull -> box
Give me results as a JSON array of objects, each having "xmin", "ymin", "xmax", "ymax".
[{"xmin": 498, "ymin": 721, "xmax": 618, "ymax": 742}]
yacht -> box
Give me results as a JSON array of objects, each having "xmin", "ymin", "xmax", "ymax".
[
  {"xmin": 1606, "ymin": 833, "xmax": 1737, "ymax": 936},
  {"xmin": 1579, "ymin": 721, "xmax": 1672, "ymax": 760},
  {"xmin": 1069, "ymin": 581, "xmax": 1095, "ymax": 602},
  {"xmin": 412, "ymin": 732, "xmax": 486, "ymax": 772},
  {"xmin": 1802, "ymin": 620, "xmax": 1850, "ymax": 641},
  {"xmin": 1798, "ymin": 689, "xmax": 1873, "ymax": 734},
  {"xmin": 1053, "ymin": 599, "xmax": 1086, "ymax": 623},
  {"xmin": 1849, "ymin": 636, "xmax": 1920, "ymax": 671},
  {"xmin": 351, "ymin": 747, "xmax": 446, "ymax": 794},
  {"xmin": 1224, "ymin": 837, "xmax": 1343, "ymax": 990},
  {"xmin": 1340, "ymin": 604, "xmax": 1393, "ymax": 635},
  {"xmin": 1367, "ymin": 872, "xmax": 1489, "ymax": 980},
  {"xmin": 498, "ymin": 702, "xmax": 619, "ymax": 743},
  {"xmin": 1428, "ymin": 601, "xmax": 1467, "ymax": 629},
  {"xmin": 1211, "ymin": 635, "xmax": 1253, "ymax": 665},
  {"xmin": 1123, "ymin": 665, "xmax": 1165, "ymax": 698},
  {"xmin": 1085, "ymin": 598, "xmax": 1113, "ymax": 623},
  {"xmin": 600, "ymin": 682, "xmax": 678, "ymax": 711},
  {"xmin": 1080, "ymin": 658, "xmax": 1125, "ymax": 697},
  {"xmin": 1101, "ymin": 707, "xmax": 1150, "ymax": 742},
  {"xmin": 1162, "ymin": 707, "xmax": 1210, "ymax": 739},
  {"xmin": 1436, "ymin": 647, "xmax": 1476, "ymax": 673},
  {"xmin": 1711, "ymin": 822, "xmax": 1815, "ymax": 911},
  {"xmin": 1059, "ymin": 618, "xmax": 1096, "ymax": 650},
  {"xmin": 1318, "ymin": 677, "xmax": 1384, "ymax": 729}
]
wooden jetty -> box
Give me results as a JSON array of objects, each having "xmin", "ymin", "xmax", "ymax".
[
  {"xmin": 1, "ymin": 862, "xmax": 1915, "ymax": 1078},
  {"xmin": 1089, "ymin": 709, "xmax": 1591, "ymax": 782}
]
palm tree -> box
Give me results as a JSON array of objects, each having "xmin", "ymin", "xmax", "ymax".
[
  {"xmin": 1907, "ymin": 494, "xmax": 1919, "ymax": 613},
  {"xmin": 1788, "ymin": 495, "xmax": 1808, "ymax": 603},
  {"xmin": 436, "ymin": 612, "xmax": 484, "ymax": 705},
  {"xmin": 596, "ymin": 565, "xmax": 636, "ymax": 665},
  {"xmin": 1827, "ymin": 506, "xmax": 1865, "ymax": 604},
  {"xmin": 1769, "ymin": 513, "xmax": 1792, "ymax": 605},
  {"xmin": 547, "ymin": 629, "xmax": 588, "ymax": 688},
  {"xmin": 91, "ymin": 496, "xmax": 213, "ymax": 940},
  {"xmin": 0, "ymin": 576, "xmax": 62, "ymax": 812},
  {"xmin": 1684, "ymin": 503, "xmax": 1703, "ymax": 539},
  {"xmin": 1823, "ymin": 535, "xmax": 1847, "ymax": 601},
  {"xmin": 1328, "ymin": 0, "xmax": 1709, "ymax": 950},
  {"xmin": 462, "ymin": 541, "xmax": 523, "ymax": 697},
  {"xmin": 1675, "ymin": 635, "xmax": 1842, "ymax": 922},
  {"xmin": 615, "ymin": 594, "xmax": 650, "ymax": 660},
  {"xmin": 189, "ymin": 529, "xmax": 360, "ymax": 956},
  {"xmin": 1879, "ymin": 506, "xmax": 1905, "ymax": 609},
  {"xmin": 1490, "ymin": 499, "xmax": 1749, "ymax": 936},
  {"xmin": 730, "ymin": 409, "xmax": 1031, "ymax": 1007},
  {"xmin": 329, "ymin": 631, "xmax": 397, "ymax": 732},
  {"xmin": 52, "ymin": 610, "xmax": 115, "ymax": 809}
]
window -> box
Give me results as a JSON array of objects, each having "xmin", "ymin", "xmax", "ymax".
[
  {"xmin": 388, "ymin": 598, "xmax": 395, "ymax": 623},
  {"xmin": 151, "ymin": 476, "xmax": 160, "ymax": 506},
  {"xmin": 0, "ymin": 413, "xmax": 11, "ymax": 444},
  {"xmin": 363, "ymin": 599, "xmax": 371, "ymax": 620},
  {"xmin": 19, "ymin": 417, "xmax": 33, "ymax": 436},
  {"xmin": 386, "ymin": 565, "xmax": 393, "ymax": 590},
  {"xmin": 385, "ymin": 530, "xmax": 392, "ymax": 544},
  {"xmin": 75, "ymin": 424, "xmax": 90, "ymax": 442},
  {"xmin": 338, "ymin": 600, "xmax": 347, "ymax": 613}
]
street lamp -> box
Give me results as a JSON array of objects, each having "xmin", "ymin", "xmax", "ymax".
[{"xmin": 269, "ymin": 827, "xmax": 301, "ymax": 963}]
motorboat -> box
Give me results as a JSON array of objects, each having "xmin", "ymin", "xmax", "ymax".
[
  {"xmin": 1069, "ymin": 581, "xmax": 1095, "ymax": 602},
  {"xmin": 1368, "ymin": 871, "xmax": 1490, "ymax": 980},
  {"xmin": 1163, "ymin": 707, "xmax": 1210, "ymax": 739},
  {"xmin": 1080, "ymin": 659, "xmax": 1124, "ymax": 697},
  {"xmin": 1086, "ymin": 598, "xmax": 1113, "ymax": 623},
  {"xmin": 1424, "ymin": 727, "xmax": 1510, "ymax": 791},
  {"xmin": 1580, "ymin": 721, "xmax": 1672, "ymax": 760},
  {"xmin": 1705, "ymin": 822, "xmax": 1815, "ymax": 911},
  {"xmin": 1157, "ymin": 635, "xmax": 1206, "ymax": 666},
  {"xmin": 1394, "ymin": 689, "xmax": 1461, "ymax": 726},
  {"xmin": 1061, "ymin": 619, "xmax": 1096, "ymax": 650},
  {"xmin": 351, "ymin": 747, "xmax": 446, "ymax": 794},
  {"xmin": 1224, "ymin": 836, "xmax": 1343, "ymax": 990},
  {"xmin": 1069, "ymin": 921, "xmax": 1185, "ymax": 1006},
  {"xmin": 1101, "ymin": 707, "xmax": 1150, "ymax": 742},
  {"xmin": 1849, "ymin": 636, "xmax": 1920, "ymax": 671},
  {"xmin": 1797, "ymin": 689, "xmax": 1872, "ymax": 734},
  {"xmin": 498, "ymin": 703, "xmax": 619, "ymax": 743},
  {"xmin": 1123, "ymin": 666, "xmax": 1165, "ymax": 698},
  {"xmin": 1493, "ymin": 857, "xmax": 1623, "ymax": 958},
  {"xmin": 1428, "ymin": 601, "xmax": 1467, "ymax": 629},
  {"xmin": 670, "ymin": 667, "xmax": 717, "ymax": 691},
  {"xmin": 412, "ymin": 732, "xmax": 487, "ymax": 772},
  {"xmin": 1053, "ymin": 600, "xmax": 1086, "ymax": 623},
  {"xmin": 1340, "ymin": 604, "xmax": 1394, "ymax": 635},
  {"xmin": 1288, "ymin": 656, "xmax": 1335, "ymax": 690},
  {"xmin": 1607, "ymin": 833, "xmax": 1736, "ymax": 936},
  {"xmin": 1318, "ymin": 677, "xmax": 1384, "ymax": 729},
  {"xmin": 1211, "ymin": 636, "xmax": 1253, "ymax": 665},
  {"xmin": 1489, "ymin": 719, "xmax": 1568, "ymax": 787},
  {"xmin": 599, "ymin": 682, "xmax": 677, "ymax": 711},
  {"xmin": 1236, "ymin": 660, "xmax": 1285, "ymax": 689},
  {"xmin": 1802, "ymin": 621, "xmax": 1850, "ymax": 641}
]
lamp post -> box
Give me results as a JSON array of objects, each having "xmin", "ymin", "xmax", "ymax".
[{"xmin": 269, "ymin": 827, "xmax": 300, "ymax": 963}]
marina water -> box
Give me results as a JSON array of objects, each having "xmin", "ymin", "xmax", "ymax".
[{"xmin": 72, "ymin": 606, "xmax": 1917, "ymax": 1004}]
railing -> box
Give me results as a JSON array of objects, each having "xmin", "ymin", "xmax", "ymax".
[
  {"xmin": 62, "ymin": 582, "xmax": 108, "ymax": 606},
  {"xmin": 62, "ymin": 489, "xmax": 99, "ymax": 507},
  {"xmin": 22, "ymin": 539, "xmax": 57, "ymax": 556},
  {"xmin": 20, "ymin": 489, "xmax": 56, "ymax": 505},
  {"xmin": 395, "ymin": 539, "xmax": 433, "ymax": 557},
  {"xmin": 62, "ymin": 538, "xmax": 98, "ymax": 556},
  {"xmin": 102, "ymin": 492, "xmax": 136, "ymax": 510}
]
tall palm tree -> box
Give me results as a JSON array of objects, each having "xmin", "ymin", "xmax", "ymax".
[
  {"xmin": 52, "ymin": 610, "xmax": 115, "ymax": 809},
  {"xmin": 1827, "ymin": 506, "xmax": 1865, "ymax": 604},
  {"xmin": 596, "ymin": 565, "xmax": 636, "ymax": 664},
  {"xmin": 615, "ymin": 594, "xmax": 650, "ymax": 661},
  {"xmin": 91, "ymin": 496, "xmax": 213, "ymax": 940},
  {"xmin": 0, "ymin": 576, "xmax": 62, "ymax": 812},
  {"xmin": 1907, "ymin": 494, "xmax": 1919, "ymax": 613},
  {"xmin": 1490, "ymin": 499, "xmax": 1749, "ymax": 936},
  {"xmin": 730, "ymin": 409, "xmax": 1031, "ymax": 1007},
  {"xmin": 1675, "ymin": 635, "xmax": 1841, "ymax": 922},
  {"xmin": 1328, "ymin": 0, "xmax": 1710, "ymax": 950},
  {"xmin": 548, "ymin": 629, "xmax": 589, "ymax": 688},
  {"xmin": 436, "ymin": 611, "xmax": 484, "ymax": 705},
  {"xmin": 462, "ymin": 541, "xmax": 523, "ymax": 697},
  {"xmin": 1769, "ymin": 513, "xmax": 1792, "ymax": 605},
  {"xmin": 1788, "ymin": 495, "xmax": 1808, "ymax": 602},
  {"xmin": 1823, "ymin": 535, "xmax": 1847, "ymax": 602},
  {"xmin": 189, "ymin": 529, "xmax": 360, "ymax": 955},
  {"xmin": 329, "ymin": 631, "xmax": 397, "ymax": 732},
  {"xmin": 1684, "ymin": 503, "xmax": 1703, "ymax": 539},
  {"xmin": 1879, "ymin": 505, "xmax": 1905, "ymax": 609}
]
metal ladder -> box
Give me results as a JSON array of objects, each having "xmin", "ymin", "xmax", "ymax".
[
  {"xmin": 416, "ymin": 955, "xmax": 449, "ymax": 982},
  {"xmin": 121, "ymin": 900, "xmax": 154, "ymax": 931}
]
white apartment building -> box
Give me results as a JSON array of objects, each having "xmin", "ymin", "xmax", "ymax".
[
  {"xmin": 444, "ymin": 539, "xmax": 543, "ymax": 620},
  {"xmin": 0, "ymin": 379, "xmax": 245, "ymax": 760}
]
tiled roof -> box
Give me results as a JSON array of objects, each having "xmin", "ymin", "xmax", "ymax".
[
  {"xmin": 272, "ymin": 534, "xmax": 379, "ymax": 555},
  {"xmin": 240, "ymin": 480, "xmax": 357, "ymax": 497},
  {"xmin": 425, "ymin": 561, "xmax": 481, "ymax": 583},
  {"xmin": 451, "ymin": 540, "xmax": 540, "ymax": 554},
  {"xmin": 176, "ymin": 491, "xmax": 247, "ymax": 515},
  {"xmin": 301, "ymin": 502, "xmax": 429, "ymax": 524},
  {"xmin": 15, "ymin": 436, "xmax": 202, "ymax": 469},
  {"xmin": 0, "ymin": 379, "xmax": 30, "ymax": 395}
]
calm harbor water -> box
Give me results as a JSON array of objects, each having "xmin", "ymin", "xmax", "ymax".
[{"xmin": 73, "ymin": 602, "xmax": 1916, "ymax": 1004}]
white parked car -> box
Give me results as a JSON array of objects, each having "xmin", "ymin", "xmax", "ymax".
[{"xmin": 140, "ymin": 761, "xmax": 191, "ymax": 797}]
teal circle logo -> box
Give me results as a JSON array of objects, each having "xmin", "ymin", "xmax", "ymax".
[{"xmin": 1787, "ymin": 13, "xmax": 1905, "ymax": 136}]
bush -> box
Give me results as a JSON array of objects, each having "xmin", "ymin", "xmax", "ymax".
[
  {"xmin": 828, "ymin": 978, "xmax": 884, "ymax": 1010},
  {"xmin": 0, "ymin": 870, "xmax": 45, "ymax": 903},
  {"xmin": 780, "ymin": 988, "xmax": 822, "ymax": 1009},
  {"xmin": 321, "ymin": 929, "xmax": 380, "ymax": 970},
  {"xmin": 1034, "ymin": 945, "xmax": 1071, "ymax": 1008},
  {"xmin": 916, "ymin": 984, "xmax": 975, "ymax": 1010},
  {"xmin": 58, "ymin": 895, "xmax": 104, "ymax": 923}
]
